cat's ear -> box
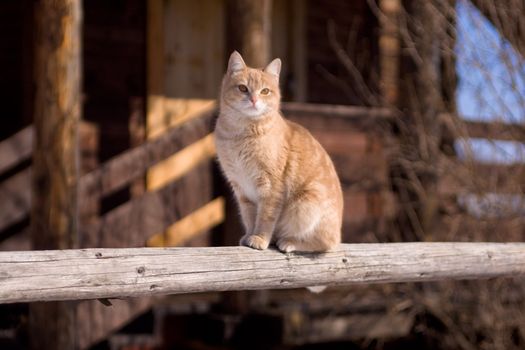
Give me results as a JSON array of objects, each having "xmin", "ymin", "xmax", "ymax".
[
  {"xmin": 228, "ymin": 51, "xmax": 246, "ymax": 74},
  {"xmin": 264, "ymin": 58, "xmax": 281, "ymax": 78}
]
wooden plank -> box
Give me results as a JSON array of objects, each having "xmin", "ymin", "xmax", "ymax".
[
  {"xmin": 79, "ymin": 108, "xmax": 215, "ymax": 200},
  {"xmin": 147, "ymin": 197, "xmax": 225, "ymax": 247},
  {"xmin": 147, "ymin": 133, "xmax": 216, "ymax": 191},
  {"xmin": 281, "ymin": 103, "xmax": 394, "ymax": 121},
  {"xmin": 0, "ymin": 126, "xmax": 32, "ymax": 175},
  {"xmin": 438, "ymin": 161, "xmax": 525, "ymax": 196},
  {"xmin": 1, "ymin": 242, "xmax": 524, "ymax": 304},
  {"xmin": 463, "ymin": 120, "xmax": 525, "ymax": 142},
  {"xmin": 313, "ymin": 131, "xmax": 368, "ymax": 155},
  {"xmin": 149, "ymin": 99, "xmax": 216, "ymax": 139}
]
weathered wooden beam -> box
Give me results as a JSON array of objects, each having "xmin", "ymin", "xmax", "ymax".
[
  {"xmin": 31, "ymin": 0, "xmax": 82, "ymax": 348},
  {"xmin": 463, "ymin": 120, "xmax": 525, "ymax": 142},
  {"xmin": 1, "ymin": 243, "xmax": 524, "ymax": 304},
  {"xmin": 226, "ymin": 0, "xmax": 272, "ymax": 67},
  {"xmin": 32, "ymin": 0, "xmax": 82, "ymax": 248},
  {"xmin": 281, "ymin": 103, "xmax": 394, "ymax": 120}
]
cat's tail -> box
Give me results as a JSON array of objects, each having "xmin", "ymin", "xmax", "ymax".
[{"xmin": 307, "ymin": 285, "xmax": 327, "ymax": 293}]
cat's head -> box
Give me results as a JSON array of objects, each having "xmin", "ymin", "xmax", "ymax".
[{"xmin": 221, "ymin": 51, "xmax": 281, "ymax": 118}]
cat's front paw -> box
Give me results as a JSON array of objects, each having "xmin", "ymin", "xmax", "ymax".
[
  {"xmin": 277, "ymin": 239, "xmax": 296, "ymax": 253},
  {"xmin": 240, "ymin": 234, "xmax": 270, "ymax": 250}
]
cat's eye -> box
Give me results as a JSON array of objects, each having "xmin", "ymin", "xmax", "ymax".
[
  {"xmin": 260, "ymin": 88, "xmax": 270, "ymax": 95},
  {"xmin": 238, "ymin": 84, "xmax": 248, "ymax": 93}
]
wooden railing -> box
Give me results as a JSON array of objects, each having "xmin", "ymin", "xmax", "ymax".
[{"xmin": 1, "ymin": 242, "xmax": 524, "ymax": 304}]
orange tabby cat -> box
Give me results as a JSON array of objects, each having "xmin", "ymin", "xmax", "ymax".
[{"xmin": 215, "ymin": 51, "xmax": 343, "ymax": 253}]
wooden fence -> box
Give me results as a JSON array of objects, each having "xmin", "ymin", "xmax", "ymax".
[
  {"xmin": 1, "ymin": 242, "xmax": 524, "ymax": 304},
  {"xmin": 0, "ymin": 101, "xmax": 524, "ymax": 347},
  {"xmin": 0, "ymin": 122, "xmax": 98, "ymax": 249},
  {"xmin": 2, "ymin": 102, "xmax": 522, "ymax": 252}
]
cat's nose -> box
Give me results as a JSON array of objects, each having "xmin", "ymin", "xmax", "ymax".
[{"xmin": 249, "ymin": 95, "xmax": 258, "ymax": 105}]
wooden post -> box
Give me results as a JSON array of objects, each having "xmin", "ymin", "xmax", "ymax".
[
  {"xmin": 226, "ymin": 0, "xmax": 272, "ymax": 67},
  {"xmin": 30, "ymin": 0, "xmax": 82, "ymax": 349},
  {"xmin": 291, "ymin": 0, "xmax": 307, "ymax": 102},
  {"xmin": 378, "ymin": 0, "xmax": 400, "ymax": 106}
]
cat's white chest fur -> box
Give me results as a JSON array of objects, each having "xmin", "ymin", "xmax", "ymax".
[
  {"xmin": 230, "ymin": 157, "xmax": 259, "ymax": 202},
  {"xmin": 216, "ymin": 138, "xmax": 260, "ymax": 202}
]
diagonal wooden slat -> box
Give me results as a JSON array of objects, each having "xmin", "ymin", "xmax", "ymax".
[
  {"xmin": 0, "ymin": 126, "xmax": 33, "ymax": 175},
  {"xmin": 79, "ymin": 107, "xmax": 215, "ymax": 200},
  {"xmin": 0, "ymin": 168, "xmax": 31, "ymax": 233}
]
